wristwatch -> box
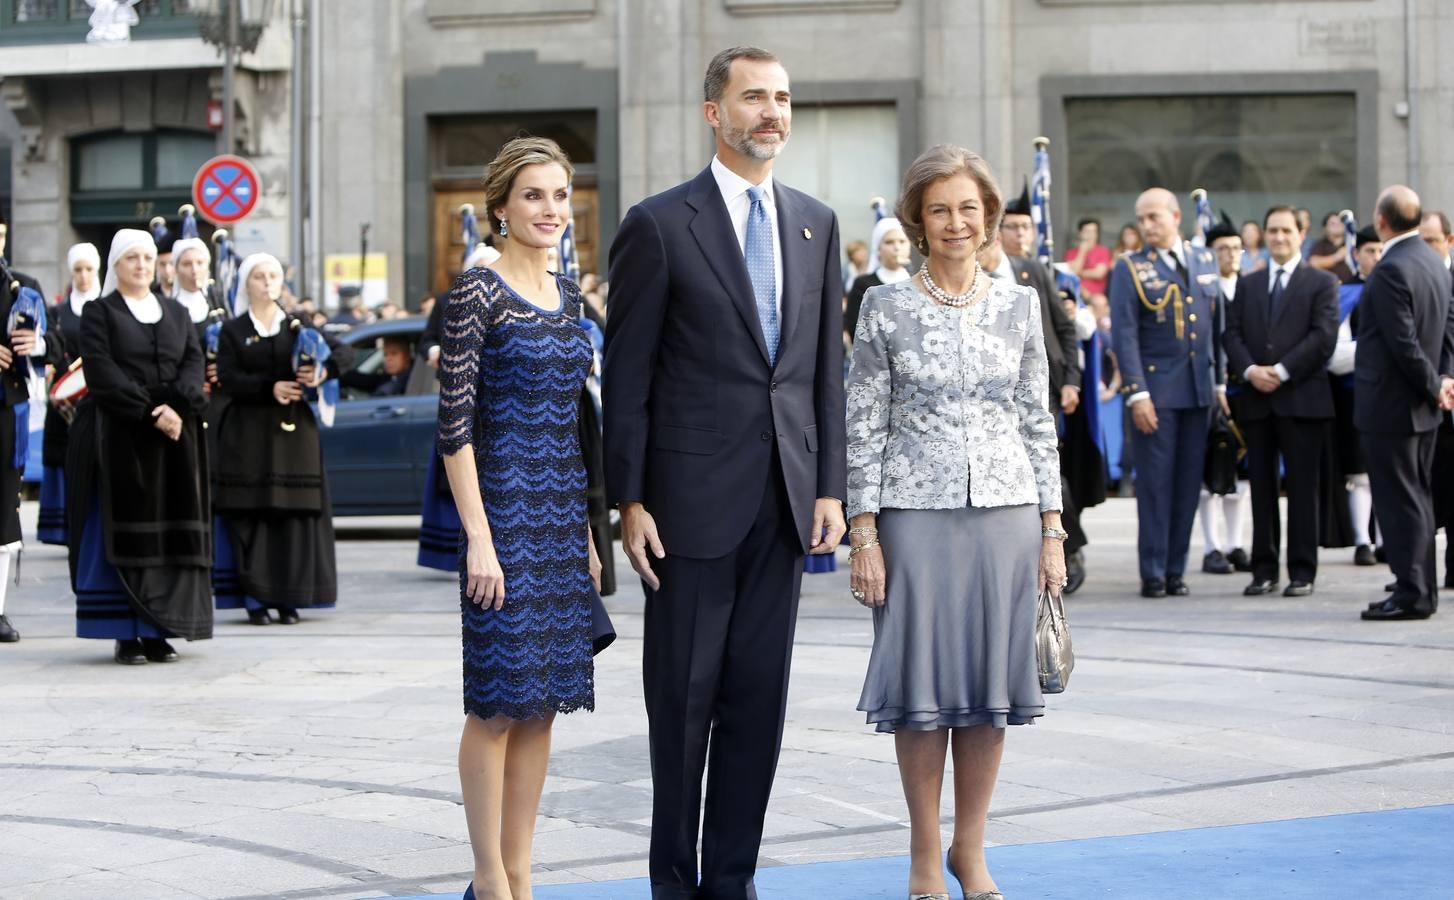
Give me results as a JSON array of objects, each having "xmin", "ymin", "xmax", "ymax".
[{"xmin": 1041, "ymin": 526, "xmax": 1069, "ymax": 541}]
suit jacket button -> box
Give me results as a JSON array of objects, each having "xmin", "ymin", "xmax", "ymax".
[
  {"xmin": 760, "ymin": 431, "xmax": 771, "ymax": 441},
  {"xmin": 1189, "ymin": 331, "xmax": 1197, "ymax": 340},
  {"xmin": 1188, "ymin": 314, "xmax": 1197, "ymax": 323},
  {"xmin": 770, "ymin": 382, "xmax": 778, "ymax": 393}
]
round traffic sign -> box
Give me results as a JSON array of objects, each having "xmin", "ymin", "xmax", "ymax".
[{"xmin": 192, "ymin": 155, "xmax": 261, "ymax": 225}]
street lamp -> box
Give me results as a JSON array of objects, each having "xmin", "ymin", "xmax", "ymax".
[{"xmin": 195, "ymin": 0, "xmax": 276, "ymax": 156}]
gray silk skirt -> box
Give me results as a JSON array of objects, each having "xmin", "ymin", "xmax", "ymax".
[{"xmin": 857, "ymin": 503, "xmax": 1045, "ymax": 733}]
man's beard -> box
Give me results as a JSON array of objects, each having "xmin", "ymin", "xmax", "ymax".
[{"xmin": 720, "ymin": 106, "xmax": 788, "ymax": 161}]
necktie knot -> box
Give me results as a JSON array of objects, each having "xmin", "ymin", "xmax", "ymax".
[{"xmin": 746, "ymin": 185, "xmax": 764, "ymax": 205}]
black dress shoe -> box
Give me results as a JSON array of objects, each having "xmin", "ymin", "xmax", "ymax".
[
  {"xmin": 1354, "ymin": 544, "xmax": 1377, "ymax": 567},
  {"xmin": 247, "ymin": 608, "xmax": 271, "ymax": 626},
  {"xmin": 1166, "ymin": 576, "xmax": 1190, "ymax": 596},
  {"xmin": 1374, "ymin": 546, "xmax": 1387, "ymax": 563},
  {"xmin": 275, "ymin": 607, "xmax": 300, "ymax": 625},
  {"xmin": 1283, "ymin": 580, "xmax": 1314, "ymax": 597},
  {"xmin": 114, "ymin": 639, "xmax": 147, "ymax": 665},
  {"xmin": 1140, "ymin": 578, "xmax": 1166, "ymax": 598},
  {"xmin": 1361, "ymin": 599, "xmax": 1432, "ymax": 621},
  {"xmin": 1202, "ymin": 550, "xmax": 1233, "ymax": 575},
  {"xmin": 1227, "ymin": 548, "xmax": 1252, "ymax": 572},
  {"xmin": 0, "ymin": 614, "xmax": 17, "ymax": 643},
  {"xmin": 1064, "ymin": 550, "xmax": 1085, "ymax": 595},
  {"xmin": 1385, "ymin": 581, "xmax": 1399, "ymax": 592},
  {"xmin": 1244, "ymin": 578, "xmax": 1279, "ymax": 596},
  {"xmin": 141, "ymin": 638, "xmax": 179, "ymax": 663}
]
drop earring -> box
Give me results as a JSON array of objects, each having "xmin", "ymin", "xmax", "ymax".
[{"xmin": 499, "ymin": 219, "xmax": 508, "ymax": 238}]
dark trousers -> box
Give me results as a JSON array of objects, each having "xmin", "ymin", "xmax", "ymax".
[
  {"xmin": 1061, "ymin": 475, "xmax": 1087, "ymax": 554},
  {"xmin": 1362, "ymin": 429, "xmax": 1439, "ymax": 613},
  {"xmin": 643, "ymin": 458, "xmax": 804, "ymax": 900},
  {"xmin": 1243, "ymin": 416, "xmax": 1325, "ymax": 583},
  {"xmin": 1130, "ymin": 406, "xmax": 1208, "ymax": 580},
  {"xmin": 1434, "ymin": 419, "xmax": 1454, "ymax": 585}
]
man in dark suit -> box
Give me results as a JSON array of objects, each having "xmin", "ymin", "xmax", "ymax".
[
  {"xmin": 982, "ymin": 202, "xmax": 1088, "ymax": 587},
  {"xmin": 1357, "ymin": 186, "xmax": 1454, "ymax": 620},
  {"xmin": 1108, "ymin": 188, "xmax": 1225, "ymax": 597},
  {"xmin": 1223, "ymin": 206, "xmax": 1340, "ymax": 597},
  {"xmin": 603, "ymin": 46, "xmax": 847, "ymax": 899},
  {"xmin": 1418, "ymin": 210, "xmax": 1454, "ymax": 587}
]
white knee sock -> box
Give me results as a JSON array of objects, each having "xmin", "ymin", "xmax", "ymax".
[
  {"xmin": 0, "ymin": 542, "xmax": 16, "ymax": 616},
  {"xmin": 1349, "ymin": 474, "xmax": 1372, "ymax": 547},
  {"xmin": 1199, "ymin": 490, "xmax": 1223, "ymax": 553},
  {"xmin": 1224, "ymin": 481, "xmax": 1249, "ymax": 551}
]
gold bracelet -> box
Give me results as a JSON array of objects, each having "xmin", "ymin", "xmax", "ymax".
[
  {"xmin": 849, "ymin": 540, "xmax": 881, "ymax": 559},
  {"xmin": 848, "ymin": 526, "xmax": 878, "ymax": 536}
]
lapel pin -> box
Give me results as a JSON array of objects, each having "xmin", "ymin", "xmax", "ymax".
[{"xmin": 802, "ymin": 227, "xmax": 812, "ymax": 240}]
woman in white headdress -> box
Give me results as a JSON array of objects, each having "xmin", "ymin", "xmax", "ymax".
[
  {"xmin": 38, "ymin": 243, "xmax": 101, "ymax": 546},
  {"xmin": 211, "ymin": 252, "xmax": 341, "ymax": 626},
  {"xmin": 844, "ymin": 216, "xmax": 913, "ymax": 342},
  {"xmin": 68, "ymin": 229, "xmax": 211, "ymax": 665},
  {"xmin": 170, "ymin": 237, "xmax": 230, "ymax": 339}
]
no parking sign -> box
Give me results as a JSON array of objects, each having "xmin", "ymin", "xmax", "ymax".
[{"xmin": 191, "ymin": 155, "xmax": 260, "ymax": 224}]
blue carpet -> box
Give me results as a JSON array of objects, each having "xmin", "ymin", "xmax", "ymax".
[{"xmin": 400, "ymin": 804, "xmax": 1454, "ymax": 898}]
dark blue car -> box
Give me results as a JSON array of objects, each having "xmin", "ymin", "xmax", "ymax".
[{"xmin": 321, "ymin": 318, "xmax": 439, "ymax": 516}]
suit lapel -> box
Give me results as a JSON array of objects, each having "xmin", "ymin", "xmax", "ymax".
[
  {"xmin": 685, "ymin": 167, "xmax": 771, "ymax": 366},
  {"xmin": 1272, "ymin": 261, "xmax": 1302, "ymax": 326},
  {"xmin": 773, "ymin": 181, "xmax": 805, "ymax": 357}
]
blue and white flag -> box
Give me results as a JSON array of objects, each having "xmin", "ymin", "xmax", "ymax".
[
  {"xmin": 7, "ymin": 285, "xmax": 46, "ymax": 468},
  {"xmin": 292, "ymin": 327, "xmax": 338, "ymax": 428},
  {"xmin": 1340, "ymin": 209, "xmax": 1360, "ymax": 278},
  {"xmin": 870, "ymin": 196, "xmax": 889, "ymax": 223},
  {"xmin": 1191, "ymin": 189, "xmax": 1214, "ymax": 248},
  {"xmin": 459, "ymin": 204, "xmax": 480, "ymax": 269},
  {"xmin": 559, "ymin": 221, "xmax": 581, "ymax": 283},
  {"xmin": 1030, "ymin": 139, "xmax": 1054, "ymax": 265},
  {"xmin": 179, "ymin": 204, "xmax": 200, "ymax": 240}
]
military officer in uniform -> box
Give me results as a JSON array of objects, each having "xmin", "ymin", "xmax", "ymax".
[{"xmin": 1109, "ymin": 187, "xmax": 1225, "ymax": 597}]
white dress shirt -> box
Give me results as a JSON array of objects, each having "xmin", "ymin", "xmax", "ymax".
[
  {"xmin": 1381, "ymin": 229, "xmax": 1421, "ymax": 253},
  {"xmin": 710, "ymin": 155, "xmax": 782, "ymax": 319},
  {"xmin": 249, "ymin": 308, "xmax": 284, "ymax": 337},
  {"xmin": 1218, "ymin": 274, "xmax": 1238, "ymax": 301},
  {"xmin": 1243, "ymin": 254, "xmax": 1300, "ymax": 384}
]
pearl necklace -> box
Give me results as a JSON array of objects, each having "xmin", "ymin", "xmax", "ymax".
[{"xmin": 919, "ymin": 263, "xmax": 984, "ymax": 308}]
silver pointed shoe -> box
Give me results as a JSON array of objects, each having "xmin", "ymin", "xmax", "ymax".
[{"xmin": 910, "ymin": 894, "xmax": 950, "ymax": 900}]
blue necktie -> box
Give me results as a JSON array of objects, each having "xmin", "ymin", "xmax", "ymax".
[
  {"xmin": 745, "ymin": 185, "xmax": 779, "ymax": 364},
  {"xmin": 1269, "ymin": 267, "xmax": 1287, "ymax": 322}
]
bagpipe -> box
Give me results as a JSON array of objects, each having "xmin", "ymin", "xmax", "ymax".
[
  {"xmin": 1340, "ymin": 209, "xmax": 1360, "ymax": 278},
  {"xmin": 459, "ymin": 203, "xmax": 480, "ymax": 270},
  {"xmin": 270, "ymin": 299, "xmax": 338, "ymax": 432},
  {"xmin": 0, "ymin": 255, "xmax": 48, "ymax": 465}
]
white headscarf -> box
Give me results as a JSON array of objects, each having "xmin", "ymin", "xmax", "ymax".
[
  {"xmin": 171, "ymin": 238, "xmax": 213, "ymax": 322},
  {"xmin": 464, "ymin": 242, "xmax": 501, "ymax": 270},
  {"xmin": 172, "ymin": 237, "xmax": 210, "ymax": 270},
  {"xmin": 234, "ymin": 252, "xmax": 284, "ymax": 316},
  {"xmin": 867, "ymin": 216, "xmax": 909, "ymax": 274},
  {"xmin": 67, "ymin": 242, "xmax": 102, "ymax": 310},
  {"xmin": 101, "ymin": 229, "xmax": 156, "ymax": 298}
]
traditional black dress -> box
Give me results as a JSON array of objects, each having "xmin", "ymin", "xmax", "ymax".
[
  {"xmin": 211, "ymin": 312, "xmax": 338, "ymax": 613},
  {"xmin": 39, "ymin": 296, "xmax": 86, "ymax": 545},
  {"xmin": 68, "ymin": 293, "xmax": 212, "ymax": 642}
]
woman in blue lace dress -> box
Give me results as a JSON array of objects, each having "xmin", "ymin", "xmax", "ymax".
[{"xmin": 437, "ymin": 137, "xmax": 603, "ymax": 900}]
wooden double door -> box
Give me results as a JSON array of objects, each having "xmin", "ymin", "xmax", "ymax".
[{"xmin": 430, "ymin": 183, "xmax": 599, "ymax": 298}]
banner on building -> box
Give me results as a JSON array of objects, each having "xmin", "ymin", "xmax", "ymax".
[{"xmin": 324, "ymin": 254, "xmax": 389, "ymax": 309}]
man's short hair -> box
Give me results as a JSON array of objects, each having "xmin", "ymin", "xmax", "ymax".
[
  {"xmin": 703, "ymin": 46, "xmax": 780, "ymax": 104},
  {"xmin": 1424, "ymin": 210, "xmax": 1452, "ymax": 238},
  {"xmin": 1263, "ymin": 205, "xmax": 1300, "ymax": 230}
]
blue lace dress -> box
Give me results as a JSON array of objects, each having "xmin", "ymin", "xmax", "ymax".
[{"xmin": 437, "ymin": 267, "xmax": 596, "ymax": 720}]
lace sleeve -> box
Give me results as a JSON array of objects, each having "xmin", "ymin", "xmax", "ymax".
[{"xmin": 437, "ymin": 269, "xmax": 491, "ymax": 456}]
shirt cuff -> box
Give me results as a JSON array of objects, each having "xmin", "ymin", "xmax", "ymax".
[
  {"xmin": 428, "ymin": 345, "xmax": 440, "ymax": 363},
  {"xmin": 1215, "ymin": 384, "xmax": 1227, "ymax": 394},
  {"xmin": 1274, "ymin": 363, "xmax": 1291, "ymax": 382},
  {"xmin": 1127, "ymin": 391, "xmax": 1150, "ymax": 406},
  {"xmin": 1243, "ymin": 365, "xmax": 1258, "ymax": 382}
]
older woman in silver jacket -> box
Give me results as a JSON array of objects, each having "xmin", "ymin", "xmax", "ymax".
[{"xmin": 846, "ymin": 144, "xmax": 1066, "ymax": 900}]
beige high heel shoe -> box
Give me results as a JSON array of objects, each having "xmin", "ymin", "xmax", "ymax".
[{"xmin": 947, "ymin": 846, "xmax": 1004, "ymax": 900}]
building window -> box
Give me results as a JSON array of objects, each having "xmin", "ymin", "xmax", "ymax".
[
  {"xmin": 771, "ymin": 104, "xmax": 899, "ymax": 251},
  {"xmin": 1065, "ymin": 93, "xmax": 1357, "ymax": 245},
  {"xmin": 70, "ymin": 129, "xmax": 215, "ymax": 226},
  {"xmin": 4, "ymin": 0, "xmax": 195, "ymax": 36},
  {"xmin": 432, "ymin": 111, "xmax": 598, "ymax": 177}
]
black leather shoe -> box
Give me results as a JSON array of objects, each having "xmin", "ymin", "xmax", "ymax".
[
  {"xmin": 1202, "ymin": 551, "xmax": 1233, "ymax": 574},
  {"xmin": 1244, "ymin": 578, "xmax": 1279, "ymax": 596},
  {"xmin": 1374, "ymin": 546, "xmax": 1387, "ymax": 563},
  {"xmin": 141, "ymin": 638, "xmax": 179, "ymax": 663},
  {"xmin": 1064, "ymin": 550, "xmax": 1085, "ymax": 595},
  {"xmin": 1166, "ymin": 576, "xmax": 1190, "ymax": 596},
  {"xmin": 247, "ymin": 608, "xmax": 271, "ymax": 626},
  {"xmin": 1227, "ymin": 548, "xmax": 1252, "ymax": 572},
  {"xmin": 276, "ymin": 607, "xmax": 300, "ymax": 625},
  {"xmin": 114, "ymin": 639, "xmax": 147, "ymax": 665},
  {"xmin": 1361, "ymin": 600, "xmax": 1432, "ymax": 621},
  {"xmin": 1283, "ymin": 581, "xmax": 1314, "ymax": 597},
  {"xmin": 1385, "ymin": 581, "xmax": 1398, "ymax": 592},
  {"xmin": 1140, "ymin": 578, "xmax": 1166, "ymax": 598},
  {"xmin": 0, "ymin": 614, "xmax": 17, "ymax": 643},
  {"xmin": 1354, "ymin": 544, "xmax": 1377, "ymax": 567}
]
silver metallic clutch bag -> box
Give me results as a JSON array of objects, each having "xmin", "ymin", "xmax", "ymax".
[{"xmin": 1036, "ymin": 590, "xmax": 1074, "ymax": 694}]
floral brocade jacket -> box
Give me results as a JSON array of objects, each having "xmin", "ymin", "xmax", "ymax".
[{"xmin": 845, "ymin": 279, "xmax": 1062, "ymax": 518}]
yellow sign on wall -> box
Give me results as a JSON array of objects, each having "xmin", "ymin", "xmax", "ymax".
[{"xmin": 323, "ymin": 253, "xmax": 389, "ymax": 309}]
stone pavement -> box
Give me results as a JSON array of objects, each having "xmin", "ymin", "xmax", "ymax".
[{"xmin": 2, "ymin": 497, "xmax": 1452, "ymax": 899}]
